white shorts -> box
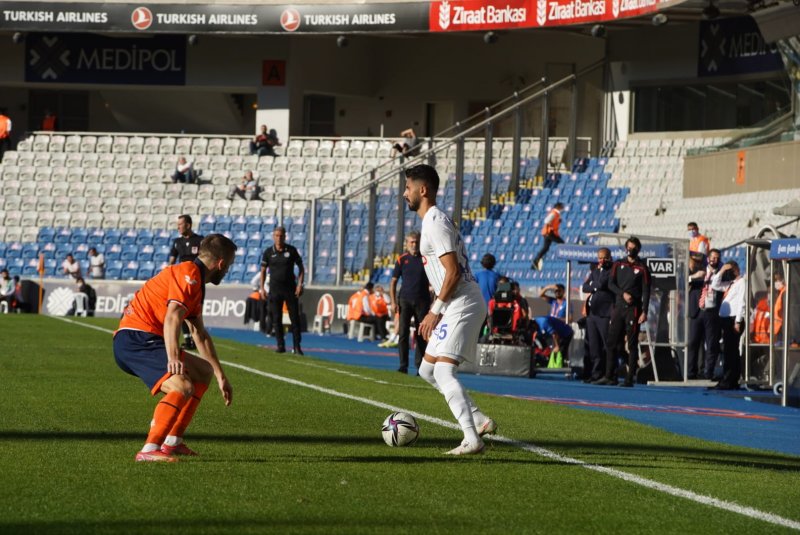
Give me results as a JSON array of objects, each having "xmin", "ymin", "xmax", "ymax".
[{"xmin": 426, "ymin": 291, "xmax": 487, "ymax": 363}]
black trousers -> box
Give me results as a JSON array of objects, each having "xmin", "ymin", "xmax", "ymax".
[
  {"xmin": 686, "ymin": 309, "xmax": 721, "ymax": 379},
  {"xmin": 719, "ymin": 316, "xmax": 743, "ymax": 386},
  {"xmin": 270, "ymin": 291, "xmax": 302, "ymax": 349},
  {"xmin": 398, "ymin": 298, "xmax": 429, "ymax": 371},
  {"xmin": 357, "ymin": 314, "xmax": 388, "ymax": 339},
  {"xmin": 604, "ymin": 303, "xmax": 640, "ymax": 380},
  {"xmin": 586, "ymin": 314, "xmax": 609, "ymax": 380},
  {"xmin": 533, "ymin": 233, "xmax": 564, "ymax": 265}
]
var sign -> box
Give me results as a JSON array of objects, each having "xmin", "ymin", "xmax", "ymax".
[{"xmin": 646, "ymin": 257, "xmax": 675, "ymax": 278}]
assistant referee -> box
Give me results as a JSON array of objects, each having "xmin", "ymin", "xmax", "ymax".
[
  {"xmin": 168, "ymin": 214, "xmax": 204, "ymax": 350},
  {"xmin": 260, "ymin": 226, "xmax": 305, "ymax": 355}
]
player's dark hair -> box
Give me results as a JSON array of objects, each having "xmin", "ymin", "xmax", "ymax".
[
  {"xmin": 627, "ymin": 236, "xmax": 642, "ymax": 250},
  {"xmin": 405, "ymin": 164, "xmax": 439, "ymax": 194},
  {"xmin": 555, "ymin": 284, "xmax": 565, "ymax": 292},
  {"xmin": 554, "ymin": 202, "xmax": 564, "ymax": 210},
  {"xmin": 200, "ymin": 233, "xmax": 237, "ymax": 261},
  {"xmin": 481, "ymin": 253, "xmax": 496, "ymax": 270},
  {"xmin": 709, "ymin": 248, "xmax": 721, "ymax": 256},
  {"xmin": 687, "ymin": 221, "xmax": 698, "ymax": 229},
  {"xmin": 179, "ymin": 214, "xmax": 193, "ymax": 226},
  {"xmin": 365, "ymin": 282, "xmax": 374, "ymax": 291}
]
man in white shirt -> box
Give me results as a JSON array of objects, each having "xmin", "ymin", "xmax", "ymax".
[
  {"xmin": 171, "ymin": 156, "xmax": 195, "ymax": 184},
  {"xmin": 404, "ymin": 164, "xmax": 496, "ymax": 455},
  {"xmin": 62, "ymin": 254, "xmax": 82, "ymax": 280},
  {"xmin": 88, "ymin": 247, "xmax": 105, "ymax": 279},
  {"xmin": 710, "ymin": 260, "xmax": 746, "ymax": 390}
]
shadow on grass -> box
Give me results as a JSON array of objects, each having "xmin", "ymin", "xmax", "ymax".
[{"xmin": 3, "ymin": 430, "xmax": 799, "ymax": 471}]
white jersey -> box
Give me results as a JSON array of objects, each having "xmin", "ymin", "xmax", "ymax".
[{"xmin": 420, "ymin": 205, "xmax": 480, "ymax": 301}]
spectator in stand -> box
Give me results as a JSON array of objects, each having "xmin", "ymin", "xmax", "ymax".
[
  {"xmin": 62, "ymin": 253, "xmax": 82, "ymax": 280},
  {"xmin": 531, "ymin": 202, "xmax": 564, "ymax": 271},
  {"xmin": 475, "ymin": 253, "xmax": 501, "ymax": 305},
  {"xmin": 710, "ymin": 261, "xmax": 746, "ymax": 390},
  {"xmin": 687, "ymin": 249, "xmax": 723, "ymax": 379},
  {"xmin": 0, "ymin": 108, "xmax": 11, "ymax": 160},
  {"xmin": 391, "ymin": 128, "xmax": 420, "ymax": 159},
  {"xmin": 687, "ymin": 222, "xmax": 710, "ymax": 257},
  {"xmin": 41, "ymin": 109, "xmax": 58, "ymax": 131},
  {"xmin": 593, "ymin": 237, "xmax": 651, "ymax": 387},
  {"xmin": 227, "ymin": 171, "xmax": 260, "ymax": 201},
  {"xmin": 250, "ymin": 124, "xmax": 280, "ymax": 157},
  {"xmin": 389, "ymin": 231, "xmax": 430, "ymax": 373},
  {"xmin": 0, "ymin": 269, "xmax": 14, "ymax": 312},
  {"xmin": 539, "ymin": 283, "xmax": 568, "ymax": 321},
  {"xmin": 581, "ymin": 247, "xmax": 614, "ymax": 382},
  {"xmin": 88, "ymin": 247, "xmax": 105, "ymax": 280},
  {"xmin": 171, "ymin": 156, "xmax": 196, "ymax": 184}
]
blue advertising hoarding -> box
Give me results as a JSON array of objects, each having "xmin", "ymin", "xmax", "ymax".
[{"xmin": 769, "ymin": 238, "xmax": 800, "ymax": 261}]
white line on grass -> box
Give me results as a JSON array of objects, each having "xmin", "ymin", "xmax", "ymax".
[
  {"xmin": 285, "ymin": 358, "xmax": 429, "ymax": 389},
  {"xmin": 54, "ymin": 316, "xmax": 800, "ymax": 531}
]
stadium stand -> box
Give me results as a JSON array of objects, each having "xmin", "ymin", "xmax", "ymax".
[{"xmin": 0, "ymin": 130, "xmax": 796, "ymax": 287}]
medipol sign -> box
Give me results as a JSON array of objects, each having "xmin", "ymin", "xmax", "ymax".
[{"xmin": 25, "ymin": 33, "xmax": 186, "ymax": 85}]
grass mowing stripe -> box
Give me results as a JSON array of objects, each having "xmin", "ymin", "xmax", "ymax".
[
  {"xmin": 51, "ymin": 316, "xmax": 800, "ymax": 531},
  {"xmin": 284, "ymin": 357, "xmax": 429, "ymax": 389}
]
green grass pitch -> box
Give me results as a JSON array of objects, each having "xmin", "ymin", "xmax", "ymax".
[{"xmin": 0, "ymin": 315, "xmax": 799, "ymax": 534}]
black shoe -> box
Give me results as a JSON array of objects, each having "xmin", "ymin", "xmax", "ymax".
[
  {"xmin": 618, "ymin": 380, "xmax": 634, "ymax": 387},
  {"xmin": 708, "ymin": 382, "xmax": 738, "ymax": 390},
  {"xmin": 182, "ymin": 341, "xmax": 196, "ymax": 350},
  {"xmin": 397, "ymin": 368, "xmax": 408, "ymax": 374},
  {"xmin": 292, "ymin": 346, "xmax": 304, "ymax": 356},
  {"xmin": 276, "ymin": 345, "xmax": 286, "ymax": 354},
  {"xmin": 591, "ymin": 377, "xmax": 616, "ymax": 385}
]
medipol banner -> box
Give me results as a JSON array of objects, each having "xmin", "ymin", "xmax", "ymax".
[
  {"xmin": 0, "ymin": 0, "xmax": 686, "ymax": 34},
  {"xmin": 25, "ymin": 33, "xmax": 186, "ymax": 85},
  {"xmin": 698, "ymin": 16, "xmax": 783, "ymax": 77}
]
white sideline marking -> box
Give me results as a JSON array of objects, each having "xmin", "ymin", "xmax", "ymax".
[
  {"xmin": 286, "ymin": 358, "xmax": 429, "ymax": 389},
  {"xmin": 54, "ymin": 316, "xmax": 800, "ymax": 531}
]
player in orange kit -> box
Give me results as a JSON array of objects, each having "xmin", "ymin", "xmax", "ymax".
[{"xmin": 113, "ymin": 234, "xmax": 237, "ymax": 462}]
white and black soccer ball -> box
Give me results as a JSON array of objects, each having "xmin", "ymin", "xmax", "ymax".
[{"xmin": 381, "ymin": 412, "xmax": 419, "ymax": 447}]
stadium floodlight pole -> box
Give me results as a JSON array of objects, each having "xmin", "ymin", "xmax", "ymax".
[
  {"xmin": 539, "ymin": 86, "xmax": 550, "ymax": 181},
  {"xmin": 308, "ymin": 197, "xmax": 317, "ymax": 285},
  {"xmin": 511, "ymin": 101, "xmax": 522, "ymax": 194},
  {"xmin": 454, "ymin": 135, "xmax": 465, "ymax": 228},
  {"xmin": 367, "ymin": 171, "xmax": 377, "ymax": 273},
  {"xmin": 483, "ymin": 108, "xmax": 493, "ymax": 213},
  {"xmin": 336, "ymin": 198, "xmax": 346, "ymax": 286}
]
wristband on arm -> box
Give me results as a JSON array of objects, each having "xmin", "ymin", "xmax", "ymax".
[{"xmin": 430, "ymin": 298, "xmax": 446, "ymax": 315}]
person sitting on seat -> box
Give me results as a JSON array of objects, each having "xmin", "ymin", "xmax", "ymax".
[
  {"xmin": 227, "ymin": 171, "xmax": 261, "ymax": 201},
  {"xmin": 171, "ymin": 156, "xmax": 196, "ymax": 184},
  {"xmin": 346, "ymin": 282, "xmax": 388, "ymax": 340}
]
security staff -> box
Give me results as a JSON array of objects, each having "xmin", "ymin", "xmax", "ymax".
[
  {"xmin": 593, "ymin": 237, "xmax": 651, "ymax": 387},
  {"xmin": 390, "ymin": 231, "xmax": 430, "ymax": 374},
  {"xmin": 168, "ymin": 214, "xmax": 204, "ymax": 349},
  {"xmin": 0, "ymin": 108, "xmax": 11, "ymax": 160},
  {"xmin": 581, "ymin": 247, "xmax": 614, "ymax": 382},
  {"xmin": 260, "ymin": 226, "xmax": 305, "ymax": 355}
]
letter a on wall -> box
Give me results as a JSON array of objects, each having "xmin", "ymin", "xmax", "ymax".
[{"xmin": 262, "ymin": 60, "xmax": 286, "ymax": 86}]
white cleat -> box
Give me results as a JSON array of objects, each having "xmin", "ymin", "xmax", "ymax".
[
  {"xmin": 445, "ymin": 439, "xmax": 486, "ymax": 456},
  {"xmin": 477, "ymin": 418, "xmax": 497, "ymax": 437}
]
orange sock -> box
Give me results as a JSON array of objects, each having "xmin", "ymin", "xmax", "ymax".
[
  {"xmin": 145, "ymin": 391, "xmax": 188, "ymax": 446},
  {"xmin": 167, "ymin": 383, "xmax": 209, "ymax": 440}
]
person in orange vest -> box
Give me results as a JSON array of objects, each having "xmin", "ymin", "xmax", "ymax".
[
  {"xmin": 346, "ymin": 282, "xmax": 387, "ymax": 340},
  {"xmin": 41, "ymin": 109, "xmax": 57, "ymax": 131},
  {"xmin": 0, "ymin": 108, "xmax": 12, "ymax": 160},
  {"xmin": 531, "ymin": 202, "xmax": 564, "ymax": 271},
  {"xmin": 773, "ymin": 272, "xmax": 786, "ymax": 339},
  {"xmin": 369, "ymin": 284, "xmax": 391, "ymax": 341},
  {"xmin": 751, "ymin": 296, "xmax": 770, "ymax": 344},
  {"xmin": 687, "ymin": 222, "xmax": 710, "ymax": 257}
]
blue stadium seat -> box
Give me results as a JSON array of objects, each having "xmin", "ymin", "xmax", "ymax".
[
  {"xmin": 136, "ymin": 230, "xmax": 155, "ymax": 246},
  {"xmin": 122, "ymin": 261, "xmax": 140, "ymax": 280},
  {"xmin": 119, "ymin": 230, "xmax": 139, "ymax": 246},
  {"xmin": 104, "ymin": 230, "xmax": 122, "ymax": 245}
]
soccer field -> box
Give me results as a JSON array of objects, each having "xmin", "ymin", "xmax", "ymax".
[{"xmin": 1, "ymin": 315, "xmax": 799, "ymax": 534}]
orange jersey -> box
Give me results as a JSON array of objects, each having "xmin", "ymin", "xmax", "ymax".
[{"xmin": 118, "ymin": 261, "xmax": 205, "ymax": 337}]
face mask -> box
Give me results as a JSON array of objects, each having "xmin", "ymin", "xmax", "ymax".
[
  {"xmin": 627, "ymin": 248, "xmax": 639, "ymax": 258},
  {"xmin": 599, "ymin": 260, "xmax": 611, "ymax": 269},
  {"xmin": 775, "ymin": 282, "xmax": 785, "ymax": 291},
  {"xmin": 688, "ymin": 230, "xmax": 698, "ymax": 238}
]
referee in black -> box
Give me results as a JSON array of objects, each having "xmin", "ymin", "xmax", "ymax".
[
  {"xmin": 389, "ymin": 231, "xmax": 430, "ymax": 374},
  {"xmin": 168, "ymin": 214, "xmax": 203, "ymax": 350},
  {"xmin": 260, "ymin": 226, "xmax": 305, "ymax": 355}
]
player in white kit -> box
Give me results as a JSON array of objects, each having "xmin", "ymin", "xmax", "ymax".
[{"xmin": 403, "ymin": 164, "xmax": 497, "ymax": 455}]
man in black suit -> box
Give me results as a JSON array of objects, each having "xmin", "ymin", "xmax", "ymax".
[
  {"xmin": 581, "ymin": 247, "xmax": 614, "ymax": 382},
  {"xmin": 686, "ymin": 249, "xmax": 723, "ymax": 380}
]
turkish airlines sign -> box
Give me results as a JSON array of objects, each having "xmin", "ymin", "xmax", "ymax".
[{"xmin": 430, "ymin": 0, "xmax": 685, "ymax": 31}]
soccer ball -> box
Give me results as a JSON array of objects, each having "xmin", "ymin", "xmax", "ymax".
[{"xmin": 381, "ymin": 412, "xmax": 419, "ymax": 447}]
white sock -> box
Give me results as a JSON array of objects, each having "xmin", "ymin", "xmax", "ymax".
[
  {"xmin": 163, "ymin": 435, "xmax": 182, "ymax": 447},
  {"xmin": 433, "ymin": 362, "xmax": 480, "ymax": 444},
  {"xmin": 418, "ymin": 360, "xmax": 439, "ymax": 391},
  {"xmin": 465, "ymin": 392, "xmax": 487, "ymax": 427},
  {"xmin": 141, "ymin": 443, "xmax": 160, "ymax": 453}
]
